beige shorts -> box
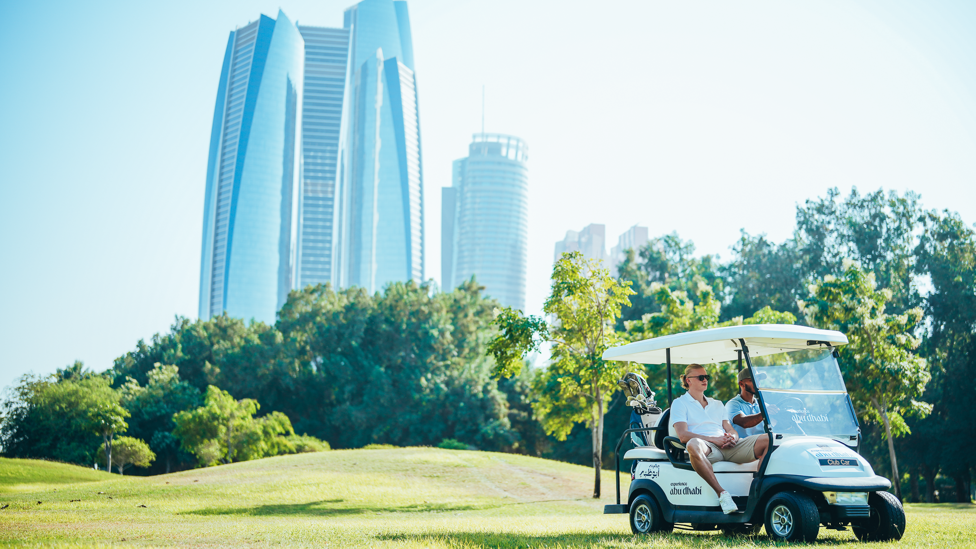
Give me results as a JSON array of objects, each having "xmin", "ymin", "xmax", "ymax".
[{"xmin": 703, "ymin": 434, "xmax": 761, "ymax": 464}]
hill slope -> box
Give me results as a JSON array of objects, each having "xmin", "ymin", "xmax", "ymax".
[{"xmin": 1, "ymin": 449, "xmax": 974, "ymax": 548}]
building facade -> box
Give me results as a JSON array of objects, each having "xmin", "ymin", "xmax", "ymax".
[
  {"xmin": 199, "ymin": 11, "xmax": 304, "ymax": 323},
  {"xmin": 610, "ymin": 224, "xmax": 649, "ymax": 276},
  {"xmin": 295, "ymin": 25, "xmax": 350, "ymax": 289},
  {"xmin": 443, "ymin": 134, "xmax": 529, "ymax": 310},
  {"xmin": 337, "ymin": 0, "xmax": 424, "ymax": 292},
  {"xmin": 554, "ymin": 224, "xmax": 607, "ymax": 265}
]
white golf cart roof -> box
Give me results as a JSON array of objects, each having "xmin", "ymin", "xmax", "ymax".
[{"xmin": 602, "ymin": 324, "xmax": 848, "ymax": 365}]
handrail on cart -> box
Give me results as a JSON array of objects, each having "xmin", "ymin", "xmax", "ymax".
[{"xmin": 613, "ymin": 426, "xmax": 666, "ymax": 506}]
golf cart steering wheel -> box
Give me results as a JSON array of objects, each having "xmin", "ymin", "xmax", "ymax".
[{"xmin": 772, "ymin": 397, "xmax": 808, "ymax": 435}]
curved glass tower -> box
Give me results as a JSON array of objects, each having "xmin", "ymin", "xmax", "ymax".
[
  {"xmin": 337, "ymin": 0, "xmax": 424, "ymax": 292},
  {"xmin": 442, "ymin": 134, "xmax": 529, "ymax": 310},
  {"xmin": 199, "ymin": 11, "xmax": 304, "ymax": 323}
]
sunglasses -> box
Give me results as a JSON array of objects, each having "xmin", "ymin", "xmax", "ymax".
[{"xmin": 688, "ymin": 374, "xmax": 711, "ymax": 382}]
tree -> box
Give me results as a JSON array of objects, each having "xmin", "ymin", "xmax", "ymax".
[
  {"xmin": 0, "ymin": 371, "xmax": 127, "ymax": 471},
  {"xmin": 802, "ymin": 262, "xmax": 931, "ymax": 500},
  {"xmin": 914, "ymin": 210, "xmax": 976, "ymax": 502},
  {"xmin": 119, "ymin": 363, "xmax": 201, "ymax": 474},
  {"xmin": 616, "ymin": 233, "xmax": 723, "ymax": 328},
  {"xmin": 87, "ymin": 391, "xmax": 129, "ymax": 474},
  {"xmin": 490, "ymin": 251, "xmax": 635, "ymax": 498},
  {"xmin": 276, "ymin": 279, "xmax": 521, "ymax": 451},
  {"xmin": 172, "ymin": 386, "xmax": 294, "ymax": 467},
  {"xmin": 722, "ymin": 231, "xmax": 803, "ymax": 320},
  {"xmin": 111, "ymin": 436, "xmax": 155, "ymax": 475}
]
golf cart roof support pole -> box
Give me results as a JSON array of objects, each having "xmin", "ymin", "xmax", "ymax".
[
  {"xmin": 737, "ymin": 350, "xmax": 742, "ymax": 371},
  {"xmin": 738, "ymin": 339, "xmax": 771, "ymax": 431},
  {"xmin": 666, "ymin": 347, "xmax": 672, "ymax": 406}
]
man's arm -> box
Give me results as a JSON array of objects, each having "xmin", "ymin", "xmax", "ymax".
[{"xmin": 731, "ymin": 411, "xmax": 765, "ymax": 429}]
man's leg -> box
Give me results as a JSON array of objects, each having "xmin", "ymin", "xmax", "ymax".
[
  {"xmin": 686, "ymin": 439, "xmax": 724, "ymax": 496},
  {"xmin": 753, "ymin": 435, "xmax": 769, "ymax": 462}
]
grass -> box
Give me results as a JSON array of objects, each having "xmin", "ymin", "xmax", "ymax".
[{"xmin": 1, "ymin": 449, "xmax": 973, "ymax": 548}]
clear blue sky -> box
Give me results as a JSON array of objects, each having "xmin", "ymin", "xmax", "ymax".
[{"xmin": 2, "ymin": 0, "xmax": 975, "ymax": 391}]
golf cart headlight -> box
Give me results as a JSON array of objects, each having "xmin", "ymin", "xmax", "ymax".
[{"xmin": 824, "ymin": 491, "xmax": 868, "ymax": 505}]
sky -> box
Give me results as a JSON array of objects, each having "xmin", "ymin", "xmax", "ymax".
[{"xmin": 2, "ymin": 0, "xmax": 975, "ymax": 391}]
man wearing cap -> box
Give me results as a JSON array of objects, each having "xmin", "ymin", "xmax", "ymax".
[{"xmin": 725, "ymin": 369, "xmax": 775, "ymax": 438}]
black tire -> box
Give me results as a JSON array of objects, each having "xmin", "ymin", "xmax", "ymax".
[
  {"xmin": 721, "ymin": 523, "xmax": 762, "ymax": 537},
  {"xmin": 852, "ymin": 491, "xmax": 906, "ymax": 542},
  {"xmin": 629, "ymin": 494, "xmax": 673, "ymax": 534},
  {"xmin": 764, "ymin": 492, "xmax": 820, "ymax": 542}
]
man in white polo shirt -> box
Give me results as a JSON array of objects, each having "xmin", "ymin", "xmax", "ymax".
[{"xmin": 670, "ymin": 364, "xmax": 769, "ymax": 514}]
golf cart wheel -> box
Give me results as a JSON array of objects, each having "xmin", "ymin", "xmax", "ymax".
[
  {"xmin": 629, "ymin": 494, "xmax": 672, "ymax": 534},
  {"xmin": 721, "ymin": 523, "xmax": 762, "ymax": 537},
  {"xmin": 852, "ymin": 491, "xmax": 905, "ymax": 542},
  {"xmin": 764, "ymin": 492, "xmax": 820, "ymax": 542}
]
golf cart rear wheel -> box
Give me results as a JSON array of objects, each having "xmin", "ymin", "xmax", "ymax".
[
  {"xmin": 852, "ymin": 491, "xmax": 905, "ymax": 542},
  {"xmin": 629, "ymin": 494, "xmax": 672, "ymax": 534},
  {"xmin": 764, "ymin": 492, "xmax": 820, "ymax": 542},
  {"xmin": 721, "ymin": 523, "xmax": 762, "ymax": 537}
]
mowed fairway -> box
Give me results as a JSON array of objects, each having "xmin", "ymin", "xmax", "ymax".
[{"xmin": 1, "ymin": 449, "xmax": 973, "ymax": 548}]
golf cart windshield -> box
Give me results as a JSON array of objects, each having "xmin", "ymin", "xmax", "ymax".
[{"xmin": 751, "ymin": 348, "xmax": 859, "ymax": 440}]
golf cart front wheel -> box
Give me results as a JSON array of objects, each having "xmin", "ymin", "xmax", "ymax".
[
  {"xmin": 764, "ymin": 492, "xmax": 820, "ymax": 542},
  {"xmin": 852, "ymin": 491, "xmax": 905, "ymax": 542},
  {"xmin": 629, "ymin": 494, "xmax": 672, "ymax": 534}
]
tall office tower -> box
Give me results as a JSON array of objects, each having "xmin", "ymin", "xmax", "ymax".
[
  {"xmin": 554, "ymin": 224, "xmax": 607, "ymax": 265},
  {"xmin": 199, "ymin": 11, "xmax": 304, "ymax": 323},
  {"xmin": 610, "ymin": 225, "xmax": 649, "ymax": 276},
  {"xmin": 295, "ymin": 25, "xmax": 350, "ymax": 289},
  {"xmin": 442, "ymin": 134, "xmax": 529, "ymax": 309},
  {"xmin": 337, "ymin": 0, "xmax": 424, "ymax": 292}
]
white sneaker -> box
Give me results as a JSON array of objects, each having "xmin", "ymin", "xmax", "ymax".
[{"xmin": 719, "ymin": 491, "xmax": 738, "ymax": 514}]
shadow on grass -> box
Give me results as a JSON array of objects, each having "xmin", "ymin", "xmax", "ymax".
[
  {"xmin": 184, "ymin": 499, "xmax": 501, "ymax": 517},
  {"xmin": 378, "ymin": 531, "xmax": 857, "ymax": 548}
]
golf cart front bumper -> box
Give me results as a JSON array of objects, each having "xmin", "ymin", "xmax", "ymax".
[
  {"xmin": 604, "ymin": 504, "xmax": 628, "ymax": 514},
  {"xmin": 768, "ymin": 474, "xmax": 891, "ymax": 492}
]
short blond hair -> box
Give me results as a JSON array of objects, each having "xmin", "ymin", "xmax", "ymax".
[{"xmin": 681, "ymin": 364, "xmax": 706, "ymax": 389}]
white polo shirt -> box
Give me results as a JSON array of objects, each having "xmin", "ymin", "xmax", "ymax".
[{"xmin": 669, "ymin": 392, "xmax": 728, "ymax": 437}]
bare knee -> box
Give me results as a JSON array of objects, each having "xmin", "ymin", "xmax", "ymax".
[{"xmin": 687, "ymin": 440, "xmax": 709, "ymax": 460}]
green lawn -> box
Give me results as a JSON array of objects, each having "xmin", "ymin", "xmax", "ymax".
[{"xmin": 1, "ymin": 449, "xmax": 973, "ymax": 548}]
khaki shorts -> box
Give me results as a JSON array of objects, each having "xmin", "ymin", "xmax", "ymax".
[{"xmin": 703, "ymin": 434, "xmax": 761, "ymax": 464}]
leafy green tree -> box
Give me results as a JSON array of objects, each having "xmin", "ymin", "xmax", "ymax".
[
  {"xmin": 276, "ymin": 279, "xmax": 520, "ymax": 451},
  {"xmin": 172, "ymin": 386, "xmax": 294, "ymax": 467},
  {"xmin": 796, "ymin": 187, "xmax": 924, "ymax": 313},
  {"xmin": 802, "ymin": 262, "xmax": 931, "ymax": 500},
  {"xmin": 616, "ymin": 233, "xmax": 723, "ymax": 328},
  {"xmin": 119, "ymin": 363, "xmax": 201, "ymax": 473},
  {"xmin": 490, "ymin": 252, "xmax": 635, "ymax": 497},
  {"xmin": 111, "ymin": 436, "xmax": 155, "ymax": 475},
  {"xmin": 0, "ymin": 371, "xmax": 127, "ymax": 471},
  {"xmin": 722, "ymin": 231, "xmax": 803, "ymax": 320},
  {"xmin": 913, "ymin": 210, "xmax": 976, "ymax": 502}
]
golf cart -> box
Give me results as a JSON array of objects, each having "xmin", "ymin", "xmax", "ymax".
[{"xmin": 603, "ymin": 324, "xmax": 905, "ymax": 542}]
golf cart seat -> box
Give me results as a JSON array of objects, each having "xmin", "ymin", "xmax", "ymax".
[{"xmin": 623, "ymin": 447, "xmax": 667, "ymax": 461}]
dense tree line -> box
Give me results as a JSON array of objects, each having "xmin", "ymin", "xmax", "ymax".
[{"xmin": 0, "ymin": 187, "xmax": 972, "ymax": 503}]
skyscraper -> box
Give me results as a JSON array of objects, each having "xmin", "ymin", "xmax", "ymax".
[
  {"xmin": 443, "ymin": 133, "xmax": 529, "ymax": 310},
  {"xmin": 337, "ymin": 0, "xmax": 424, "ymax": 292},
  {"xmin": 554, "ymin": 224, "xmax": 607, "ymax": 265},
  {"xmin": 610, "ymin": 225, "xmax": 649, "ymax": 276},
  {"xmin": 295, "ymin": 25, "xmax": 350, "ymax": 289},
  {"xmin": 199, "ymin": 11, "xmax": 304, "ymax": 323}
]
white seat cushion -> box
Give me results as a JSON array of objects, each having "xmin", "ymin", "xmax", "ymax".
[
  {"xmin": 713, "ymin": 460, "xmax": 759, "ymax": 473},
  {"xmin": 623, "ymin": 447, "xmax": 668, "ymax": 461}
]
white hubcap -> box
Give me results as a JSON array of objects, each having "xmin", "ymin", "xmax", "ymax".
[
  {"xmin": 634, "ymin": 504, "xmax": 651, "ymax": 532},
  {"xmin": 771, "ymin": 504, "xmax": 794, "ymax": 537}
]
